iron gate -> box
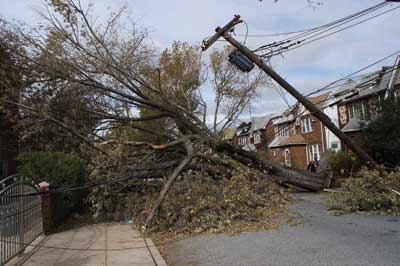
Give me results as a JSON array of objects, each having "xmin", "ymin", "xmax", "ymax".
[{"xmin": 0, "ymin": 175, "xmax": 43, "ymax": 266}]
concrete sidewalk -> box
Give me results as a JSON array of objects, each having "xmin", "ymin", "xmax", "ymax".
[{"xmin": 11, "ymin": 223, "xmax": 166, "ymax": 266}]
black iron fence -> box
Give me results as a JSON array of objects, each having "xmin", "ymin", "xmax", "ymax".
[{"xmin": 0, "ymin": 175, "xmax": 43, "ymax": 266}]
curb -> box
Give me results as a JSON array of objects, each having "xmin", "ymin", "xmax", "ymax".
[{"xmin": 145, "ymin": 238, "xmax": 168, "ymax": 266}]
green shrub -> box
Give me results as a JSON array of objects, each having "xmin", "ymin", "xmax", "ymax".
[
  {"xmin": 365, "ymin": 96, "xmax": 400, "ymax": 167},
  {"xmin": 328, "ymin": 168, "xmax": 400, "ymax": 215},
  {"xmin": 17, "ymin": 151, "xmax": 88, "ymax": 211},
  {"xmin": 328, "ymin": 151, "xmax": 360, "ymax": 178}
]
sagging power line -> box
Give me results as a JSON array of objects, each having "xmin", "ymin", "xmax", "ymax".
[{"xmin": 249, "ymin": 2, "xmax": 399, "ymax": 59}]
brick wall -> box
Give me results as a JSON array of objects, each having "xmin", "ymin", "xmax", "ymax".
[
  {"xmin": 270, "ymin": 147, "xmax": 284, "ymax": 165},
  {"xmin": 290, "ymin": 145, "xmax": 308, "ymax": 169},
  {"xmin": 270, "ymin": 145, "xmax": 307, "ymax": 169}
]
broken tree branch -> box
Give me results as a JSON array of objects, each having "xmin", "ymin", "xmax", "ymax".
[{"xmin": 143, "ymin": 139, "xmax": 194, "ymax": 228}]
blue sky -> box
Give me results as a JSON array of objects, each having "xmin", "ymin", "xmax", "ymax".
[{"xmin": 1, "ymin": 0, "xmax": 399, "ymax": 120}]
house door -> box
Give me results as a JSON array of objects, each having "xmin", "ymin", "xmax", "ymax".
[{"xmin": 284, "ymin": 148, "xmax": 291, "ymax": 167}]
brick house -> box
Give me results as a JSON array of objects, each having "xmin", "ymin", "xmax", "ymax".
[
  {"xmin": 334, "ymin": 61, "xmax": 400, "ymax": 153},
  {"xmin": 268, "ymin": 92, "xmax": 342, "ymax": 170},
  {"xmin": 224, "ymin": 57, "xmax": 400, "ymax": 170},
  {"xmin": 229, "ymin": 115, "xmax": 274, "ymax": 152}
]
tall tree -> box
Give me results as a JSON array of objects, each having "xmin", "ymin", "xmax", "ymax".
[
  {"xmin": 0, "ymin": 21, "xmax": 25, "ymax": 176},
  {"xmin": 209, "ymin": 46, "xmax": 266, "ymax": 133}
]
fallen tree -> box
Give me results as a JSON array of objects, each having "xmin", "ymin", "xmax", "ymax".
[{"xmin": 2, "ymin": 0, "xmax": 331, "ymax": 228}]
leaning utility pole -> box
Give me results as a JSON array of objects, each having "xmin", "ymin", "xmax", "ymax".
[{"xmin": 202, "ymin": 15, "xmax": 377, "ymax": 168}]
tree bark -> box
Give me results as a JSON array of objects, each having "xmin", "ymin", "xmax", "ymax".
[
  {"xmin": 143, "ymin": 140, "xmax": 194, "ymax": 229},
  {"xmin": 214, "ymin": 141, "xmax": 330, "ymax": 191}
]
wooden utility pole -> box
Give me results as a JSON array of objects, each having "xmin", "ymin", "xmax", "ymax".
[{"xmin": 202, "ymin": 15, "xmax": 377, "ymax": 168}]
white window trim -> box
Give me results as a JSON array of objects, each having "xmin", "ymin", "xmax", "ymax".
[
  {"xmin": 279, "ymin": 125, "xmax": 289, "ymax": 136},
  {"xmin": 239, "ymin": 136, "xmax": 246, "ymax": 145},
  {"xmin": 308, "ymin": 144, "xmax": 321, "ymax": 161},
  {"xmin": 301, "ymin": 116, "xmax": 313, "ymax": 133},
  {"xmin": 254, "ymin": 131, "xmax": 261, "ymax": 144},
  {"xmin": 284, "ymin": 148, "xmax": 291, "ymax": 167},
  {"xmin": 348, "ymin": 102, "xmax": 368, "ymax": 120}
]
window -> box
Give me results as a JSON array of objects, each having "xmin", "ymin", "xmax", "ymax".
[
  {"xmin": 308, "ymin": 144, "xmax": 321, "ymax": 161},
  {"xmin": 348, "ymin": 102, "xmax": 369, "ymax": 120},
  {"xmin": 331, "ymin": 142, "xmax": 339, "ymax": 151},
  {"xmin": 301, "ymin": 116, "xmax": 313, "ymax": 133},
  {"xmin": 279, "ymin": 125, "xmax": 289, "ymax": 136},
  {"xmin": 254, "ymin": 131, "xmax": 261, "ymax": 144},
  {"xmin": 239, "ymin": 136, "xmax": 247, "ymax": 145}
]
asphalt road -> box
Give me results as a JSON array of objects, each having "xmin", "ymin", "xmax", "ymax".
[{"xmin": 165, "ymin": 193, "xmax": 400, "ymax": 266}]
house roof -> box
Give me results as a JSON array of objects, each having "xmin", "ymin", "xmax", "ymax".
[
  {"xmin": 251, "ymin": 115, "xmax": 273, "ymax": 132},
  {"xmin": 272, "ymin": 92, "xmax": 331, "ymax": 124},
  {"xmin": 341, "ymin": 118, "xmax": 369, "ymax": 133},
  {"xmin": 331, "ymin": 66, "xmax": 394, "ymax": 105},
  {"xmin": 222, "ymin": 128, "xmax": 236, "ymax": 140},
  {"xmin": 334, "ymin": 79, "xmax": 359, "ymax": 96},
  {"xmin": 237, "ymin": 121, "xmax": 251, "ymax": 136},
  {"xmin": 307, "ymin": 92, "xmax": 331, "ymax": 110},
  {"xmin": 386, "ymin": 55, "xmax": 400, "ymax": 95},
  {"xmin": 344, "ymin": 67, "xmax": 392, "ymax": 103},
  {"xmin": 268, "ymin": 134, "xmax": 307, "ymax": 148},
  {"xmin": 242, "ymin": 143, "xmax": 257, "ymax": 152}
]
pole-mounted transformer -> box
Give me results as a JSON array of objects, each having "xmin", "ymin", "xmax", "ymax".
[{"xmin": 228, "ymin": 49, "xmax": 255, "ymax": 73}]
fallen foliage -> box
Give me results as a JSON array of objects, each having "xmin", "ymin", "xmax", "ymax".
[
  {"xmin": 90, "ymin": 160, "xmax": 292, "ymax": 235},
  {"xmin": 327, "ymin": 168, "xmax": 400, "ymax": 215}
]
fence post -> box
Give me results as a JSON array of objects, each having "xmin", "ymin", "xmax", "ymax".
[{"xmin": 39, "ymin": 182, "xmax": 52, "ymax": 234}]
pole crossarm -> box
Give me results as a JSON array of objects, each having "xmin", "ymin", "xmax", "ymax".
[{"xmin": 201, "ymin": 15, "xmax": 242, "ymax": 51}]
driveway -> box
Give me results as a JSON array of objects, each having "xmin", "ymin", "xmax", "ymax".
[
  {"xmin": 10, "ymin": 223, "xmax": 166, "ymax": 266},
  {"xmin": 165, "ymin": 193, "xmax": 400, "ymax": 266}
]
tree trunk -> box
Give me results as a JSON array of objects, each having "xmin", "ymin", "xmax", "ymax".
[{"xmin": 214, "ymin": 141, "xmax": 330, "ymax": 191}]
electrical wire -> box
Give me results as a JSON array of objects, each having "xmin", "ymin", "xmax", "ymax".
[
  {"xmin": 277, "ymin": 2, "xmax": 389, "ymax": 44},
  {"xmin": 305, "ymin": 50, "xmax": 400, "ymax": 97},
  {"xmin": 255, "ymin": 2, "xmax": 396, "ymax": 57},
  {"xmin": 240, "ymin": 2, "xmax": 388, "ymax": 40},
  {"xmin": 256, "ymin": 1, "xmax": 388, "ymax": 53},
  {"xmin": 281, "ymin": 5, "xmax": 400, "ymax": 57},
  {"xmin": 0, "ymin": 236, "xmax": 187, "ymax": 252},
  {"xmin": 0, "ymin": 170, "xmax": 165, "ymax": 199},
  {"xmin": 271, "ymin": 80, "xmax": 291, "ymax": 107}
]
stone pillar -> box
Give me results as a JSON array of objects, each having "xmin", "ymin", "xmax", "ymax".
[{"xmin": 39, "ymin": 182, "xmax": 53, "ymax": 234}]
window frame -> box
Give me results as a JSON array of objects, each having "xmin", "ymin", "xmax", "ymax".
[
  {"xmin": 348, "ymin": 101, "xmax": 369, "ymax": 120},
  {"xmin": 301, "ymin": 116, "xmax": 313, "ymax": 133},
  {"xmin": 239, "ymin": 136, "xmax": 247, "ymax": 145},
  {"xmin": 279, "ymin": 125, "xmax": 289, "ymax": 137},
  {"xmin": 308, "ymin": 144, "xmax": 321, "ymax": 161},
  {"xmin": 253, "ymin": 131, "xmax": 261, "ymax": 144}
]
